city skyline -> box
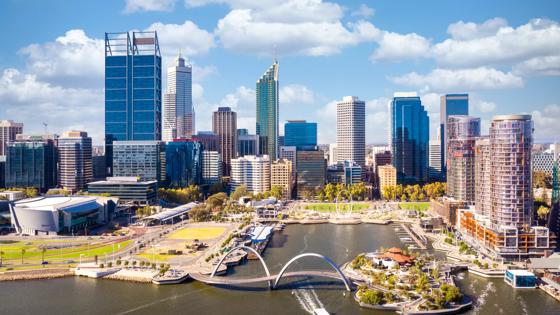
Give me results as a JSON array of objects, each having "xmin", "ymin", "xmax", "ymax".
[{"xmin": 0, "ymin": 0, "xmax": 559, "ymax": 146}]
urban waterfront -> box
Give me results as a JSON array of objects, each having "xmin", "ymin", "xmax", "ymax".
[{"xmin": 1, "ymin": 224, "xmax": 557, "ymax": 315}]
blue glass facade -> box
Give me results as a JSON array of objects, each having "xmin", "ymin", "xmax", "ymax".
[
  {"xmin": 5, "ymin": 138, "xmax": 58, "ymax": 192},
  {"xmin": 256, "ymin": 61, "xmax": 279, "ymax": 159},
  {"xmin": 390, "ymin": 95, "xmax": 429, "ymax": 184},
  {"xmin": 165, "ymin": 141, "xmax": 202, "ymax": 188},
  {"xmin": 440, "ymin": 94, "xmax": 468, "ymax": 179},
  {"xmin": 284, "ymin": 120, "xmax": 317, "ymax": 150},
  {"xmin": 105, "ymin": 32, "xmax": 162, "ymax": 174}
]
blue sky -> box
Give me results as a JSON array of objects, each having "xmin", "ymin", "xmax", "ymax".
[{"xmin": 0, "ymin": 0, "xmax": 559, "ymax": 145}]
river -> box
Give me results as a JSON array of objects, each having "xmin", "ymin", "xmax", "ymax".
[{"xmin": 0, "ymin": 224, "xmax": 558, "ymax": 314}]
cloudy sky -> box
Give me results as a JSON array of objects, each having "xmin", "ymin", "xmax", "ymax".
[{"xmin": 1, "ymin": 0, "xmax": 559, "ymax": 145}]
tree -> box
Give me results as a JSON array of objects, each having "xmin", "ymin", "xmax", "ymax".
[
  {"xmin": 301, "ymin": 189, "xmax": 313, "ymax": 200},
  {"xmin": 537, "ymin": 205, "xmax": 551, "ymax": 220},
  {"xmin": 360, "ymin": 289, "xmax": 385, "ymax": 305},
  {"xmin": 230, "ymin": 185, "xmax": 248, "ymax": 202},
  {"xmin": 189, "ymin": 205, "xmax": 212, "ymax": 222},
  {"xmin": 534, "ymin": 171, "xmax": 552, "ymax": 189},
  {"xmin": 206, "ymin": 192, "xmax": 228, "ymax": 211},
  {"xmin": 323, "ymin": 183, "xmax": 336, "ymax": 202},
  {"xmin": 21, "ymin": 249, "xmax": 26, "ymax": 264},
  {"xmin": 270, "ymin": 185, "xmax": 284, "ymax": 200},
  {"xmin": 208, "ymin": 181, "xmax": 226, "ymax": 195}
]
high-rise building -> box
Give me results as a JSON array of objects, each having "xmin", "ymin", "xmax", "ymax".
[
  {"xmin": 105, "ymin": 31, "xmax": 162, "ymax": 174},
  {"xmin": 373, "ymin": 150, "xmax": 391, "ymax": 170},
  {"xmin": 165, "ymin": 140, "xmax": 202, "ymax": 187},
  {"xmin": 192, "ymin": 131, "xmax": 219, "ymax": 152},
  {"xmin": 163, "ymin": 54, "xmax": 194, "ymax": 142},
  {"xmin": 532, "ymin": 152, "xmax": 556, "ymax": 175},
  {"xmin": 256, "ymin": 61, "xmax": 279, "ymax": 159},
  {"xmin": 440, "ymin": 94, "xmax": 468, "ymax": 178},
  {"xmin": 489, "ymin": 115, "xmax": 533, "ymax": 229},
  {"xmin": 58, "ymin": 131, "xmax": 93, "ymax": 192},
  {"xmin": 336, "ymin": 96, "xmax": 366, "ymax": 167},
  {"xmin": 5, "ymin": 135, "xmax": 58, "ymax": 192},
  {"xmin": 279, "ymin": 146, "xmax": 297, "ymax": 182},
  {"xmin": 428, "ymin": 141, "xmax": 442, "ymax": 182},
  {"xmin": 389, "ymin": 92, "xmax": 429, "ymax": 184},
  {"xmin": 458, "ymin": 115, "xmax": 556, "ymax": 261},
  {"xmin": 327, "ymin": 160, "xmax": 362, "ymax": 186},
  {"xmin": 296, "ymin": 149, "xmax": 325, "ymax": 199},
  {"xmin": 238, "ymin": 131, "xmax": 259, "ymax": 157},
  {"xmin": 213, "ymin": 107, "xmax": 237, "ymax": 176},
  {"xmin": 446, "ymin": 116, "xmax": 480, "ymax": 203},
  {"xmin": 202, "ymin": 151, "xmax": 222, "ymax": 185},
  {"xmin": 231, "ymin": 155, "xmax": 270, "ymax": 194},
  {"xmin": 0, "ymin": 120, "xmax": 23, "ymax": 156},
  {"xmin": 378, "ymin": 165, "xmax": 397, "ymax": 197},
  {"xmin": 328, "ymin": 144, "xmax": 338, "ymax": 166},
  {"xmin": 474, "ymin": 137, "xmax": 491, "ymax": 216},
  {"xmin": 112, "ymin": 141, "xmax": 165, "ymax": 183},
  {"xmin": 271, "ymin": 159, "xmax": 293, "ymax": 199},
  {"xmin": 284, "ymin": 120, "xmax": 317, "ymax": 150}
]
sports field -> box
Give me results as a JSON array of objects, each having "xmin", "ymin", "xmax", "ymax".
[{"xmin": 167, "ymin": 226, "xmax": 226, "ymax": 240}]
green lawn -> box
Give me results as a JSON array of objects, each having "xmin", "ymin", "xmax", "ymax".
[
  {"xmin": 399, "ymin": 202, "xmax": 430, "ymax": 212},
  {"xmin": 168, "ymin": 227, "xmax": 226, "ymax": 240},
  {"xmin": 0, "ymin": 239, "xmax": 132, "ymax": 263},
  {"xmin": 304, "ymin": 203, "xmax": 370, "ymax": 212}
]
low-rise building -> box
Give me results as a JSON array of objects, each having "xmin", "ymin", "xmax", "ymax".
[
  {"xmin": 87, "ymin": 177, "xmax": 157, "ymax": 205},
  {"xmin": 430, "ymin": 197, "xmax": 467, "ymax": 227},
  {"xmin": 378, "ymin": 164, "xmax": 397, "ymax": 196},
  {"xmin": 9, "ymin": 196, "xmax": 116, "ymax": 235},
  {"xmin": 270, "ymin": 159, "xmax": 293, "ymax": 199}
]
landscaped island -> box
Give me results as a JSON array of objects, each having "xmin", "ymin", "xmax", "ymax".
[{"xmin": 345, "ymin": 248, "xmax": 471, "ymax": 314}]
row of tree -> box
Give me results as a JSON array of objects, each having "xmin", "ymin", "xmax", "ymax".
[
  {"xmin": 298, "ymin": 182, "xmax": 369, "ymax": 201},
  {"xmin": 157, "ymin": 185, "xmax": 202, "ymax": 204},
  {"xmin": 381, "ymin": 182, "xmax": 446, "ymax": 201}
]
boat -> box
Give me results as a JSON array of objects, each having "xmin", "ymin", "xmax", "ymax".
[
  {"xmin": 152, "ymin": 269, "xmax": 189, "ymax": 285},
  {"xmin": 313, "ymin": 308, "xmax": 330, "ymax": 315}
]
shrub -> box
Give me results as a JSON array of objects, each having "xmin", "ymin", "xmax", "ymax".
[
  {"xmin": 107, "ymin": 262, "xmax": 113, "ymax": 268},
  {"xmin": 360, "ymin": 289, "xmax": 385, "ymax": 305},
  {"xmin": 99, "ymin": 263, "xmax": 104, "ymax": 269}
]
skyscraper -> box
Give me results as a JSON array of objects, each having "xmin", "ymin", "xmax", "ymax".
[
  {"xmin": 105, "ymin": 31, "xmax": 162, "ymax": 174},
  {"xmin": 192, "ymin": 131, "xmax": 219, "ymax": 152},
  {"xmin": 58, "ymin": 131, "xmax": 93, "ymax": 192},
  {"xmin": 238, "ymin": 129, "xmax": 259, "ymax": 157},
  {"xmin": 489, "ymin": 115, "xmax": 533, "ymax": 229},
  {"xmin": 0, "ymin": 120, "xmax": 23, "ymax": 156},
  {"xmin": 280, "ymin": 146, "xmax": 297, "ymax": 182},
  {"xmin": 389, "ymin": 92, "xmax": 429, "ymax": 184},
  {"xmin": 112, "ymin": 141, "xmax": 166, "ymax": 183},
  {"xmin": 165, "ymin": 140, "xmax": 202, "ymax": 187},
  {"xmin": 474, "ymin": 137, "xmax": 491, "ymax": 216},
  {"xmin": 213, "ymin": 107, "xmax": 237, "ymax": 176},
  {"xmin": 5, "ymin": 135, "xmax": 58, "ymax": 192},
  {"xmin": 284, "ymin": 120, "xmax": 317, "ymax": 149},
  {"xmin": 163, "ymin": 54, "xmax": 194, "ymax": 142},
  {"xmin": 296, "ymin": 150, "xmax": 326, "ymax": 199},
  {"xmin": 336, "ymin": 96, "xmax": 366, "ymax": 167},
  {"xmin": 202, "ymin": 151, "xmax": 222, "ymax": 185},
  {"xmin": 256, "ymin": 61, "xmax": 279, "ymax": 159},
  {"xmin": 440, "ymin": 94, "xmax": 468, "ymax": 178},
  {"xmin": 446, "ymin": 116, "xmax": 480, "ymax": 203},
  {"xmin": 428, "ymin": 140, "xmax": 442, "ymax": 182}
]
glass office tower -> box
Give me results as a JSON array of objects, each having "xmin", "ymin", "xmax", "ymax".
[
  {"xmin": 105, "ymin": 31, "xmax": 162, "ymax": 174},
  {"xmin": 440, "ymin": 94, "xmax": 468, "ymax": 178},
  {"xmin": 256, "ymin": 61, "xmax": 279, "ymax": 160},
  {"xmin": 390, "ymin": 92, "xmax": 429, "ymax": 184},
  {"xmin": 165, "ymin": 140, "xmax": 202, "ymax": 187},
  {"xmin": 284, "ymin": 120, "xmax": 317, "ymax": 150}
]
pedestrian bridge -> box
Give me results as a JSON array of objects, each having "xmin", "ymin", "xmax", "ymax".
[{"xmin": 190, "ymin": 246, "xmax": 352, "ymax": 291}]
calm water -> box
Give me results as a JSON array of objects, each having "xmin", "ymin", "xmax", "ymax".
[{"xmin": 0, "ymin": 224, "xmax": 558, "ymax": 314}]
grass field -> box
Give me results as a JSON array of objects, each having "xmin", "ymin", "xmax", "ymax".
[
  {"xmin": 304, "ymin": 203, "xmax": 370, "ymax": 212},
  {"xmin": 137, "ymin": 253, "xmax": 172, "ymax": 262},
  {"xmin": 399, "ymin": 202, "xmax": 430, "ymax": 212},
  {"xmin": 0, "ymin": 239, "xmax": 132, "ymax": 263},
  {"xmin": 168, "ymin": 227, "xmax": 226, "ymax": 240}
]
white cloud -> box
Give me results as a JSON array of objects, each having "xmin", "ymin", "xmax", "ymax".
[
  {"xmin": 280, "ymin": 84, "xmax": 315, "ymax": 104},
  {"xmin": 513, "ymin": 55, "xmax": 560, "ymax": 77},
  {"xmin": 19, "ymin": 29, "xmax": 104, "ymax": 87},
  {"xmin": 215, "ymin": 9, "xmax": 379, "ymax": 56},
  {"xmin": 148, "ymin": 21, "xmax": 215, "ymax": 57},
  {"xmin": 390, "ymin": 67, "xmax": 523, "ymax": 91},
  {"xmin": 370, "ymin": 31, "xmax": 430, "ymax": 62},
  {"xmin": 447, "ymin": 17, "xmax": 508, "ymax": 40},
  {"xmin": 531, "ymin": 104, "xmax": 560, "ymax": 140},
  {"xmin": 352, "ymin": 4, "xmax": 375, "ymax": 18},
  {"xmin": 0, "ymin": 68, "xmax": 104, "ymax": 144},
  {"xmin": 433, "ymin": 18, "xmax": 560, "ymax": 68},
  {"xmin": 124, "ymin": 0, "xmax": 176, "ymax": 13}
]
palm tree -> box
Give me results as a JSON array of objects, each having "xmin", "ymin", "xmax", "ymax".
[{"xmin": 21, "ymin": 249, "xmax": 26, "ymax": 264}]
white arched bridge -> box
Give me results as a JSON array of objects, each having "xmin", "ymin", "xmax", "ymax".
[{"xmin": 189, "ymin": 246, "xmax": 352, "ymax": 291}]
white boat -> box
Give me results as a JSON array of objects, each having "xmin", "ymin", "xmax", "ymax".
[{"xmin": 313, "ymin": 308, "xmax": 329, "ymax": 315}]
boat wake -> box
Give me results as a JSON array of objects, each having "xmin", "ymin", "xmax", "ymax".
[
  {"xmin": 472, "ymin": 281, "xmax": 496, "ymax": 314},
  {"xmin": 292, "ymin": 285, "xmax": 325, "ymax": 314}
]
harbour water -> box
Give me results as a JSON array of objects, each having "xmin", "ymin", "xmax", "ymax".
[{"xmin": 0, "ymin": 224, "xmax": 558, "ymax": 314}]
